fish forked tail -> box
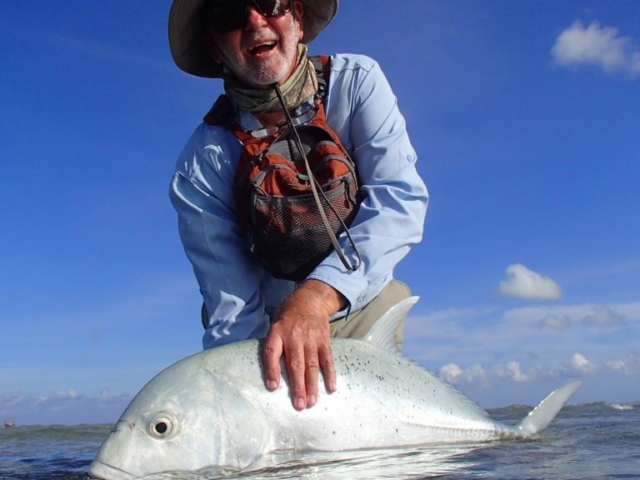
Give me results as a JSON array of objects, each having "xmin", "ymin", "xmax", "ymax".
[{"xmin": 515, "ymin": 380, "xmax": 582, "ymax": 436}]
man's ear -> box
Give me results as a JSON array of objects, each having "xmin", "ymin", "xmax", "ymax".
[
  {"xmin": 294, "ymin": 1, "xmax": 304, "ymax": 40},
  {"xmin": 200, "ymin": 30, "xmax": 224, "ymax": 64}
]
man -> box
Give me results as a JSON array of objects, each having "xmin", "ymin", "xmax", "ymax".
[{"xmin": 168, "ymin": 0, "xmax": 428, "ymax": 411}]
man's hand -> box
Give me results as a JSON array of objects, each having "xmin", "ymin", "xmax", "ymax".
[{"xmin": 263, "ymin": 280, "xmax": 346, "ymax": 410}]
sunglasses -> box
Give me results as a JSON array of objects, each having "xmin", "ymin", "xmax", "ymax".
[{"xmin": 205, "ymin": 0, "xmax": 293, "ymax": 34}]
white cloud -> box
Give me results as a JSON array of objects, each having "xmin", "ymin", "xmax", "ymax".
[
  {"xmin": 603, "ymin": 354, "xmax": 638, "ymax": 374},
  {"xmin": 439, "ymin": 363, "xmax": 489, "ymax": 386},
  {"xmin": 493, "ymin": 361, "xmax": 537, "ymax": 383},
  {"xmin": 539, "ymin": 314, "xmax": 571, "ymax": 329},
  {"xmin": 0, "ymin": 390, "xmax": 132, "ymax": 425},
  {"xmin": 440, "ymin": 363, "xmax": 464, "ymax": 382},
  {"xmin": 571, "ymin": 353, "xmax": 595, "ymax": 373},
  {"xmin": 436, "ymin": 352, "xmax": 640, "ymax": 389},
  {"xmin": 581, "ymin": 306, "xmax": 626, "ymax": 326},
  {"xmin": 503, "ymin": 302, "xmax": 637, "ymax": 326},
  {"xmin": 499, "ymin": 264, "xmax": 562, "ymax": 300},
  {"xmin": 616, "ymin": 302, "xmax": 640, "ymax": 320},
  {"xmin": 567, "ymin": 352, "xmax": 640, "ymax": 376},
  {"xmin": 551, "ymin": 20, "xmax": 640, "ymax": 77}
]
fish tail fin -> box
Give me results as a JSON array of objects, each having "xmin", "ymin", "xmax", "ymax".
[{"xmin": 516, "ymin": 380, "xmax": 582, "ymax": 436}]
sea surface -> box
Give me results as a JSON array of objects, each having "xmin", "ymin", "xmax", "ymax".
[{"xmin": 1, "ymin": 402, "xmax": 639, "ymax": 480}]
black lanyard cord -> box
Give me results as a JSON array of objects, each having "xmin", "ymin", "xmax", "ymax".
[{"xmin": 271, "ymin": 83, "xmax": 361, "ymax": 273}]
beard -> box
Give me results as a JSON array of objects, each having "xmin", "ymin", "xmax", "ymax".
[{"xmin": 217, "ymin": 19, "xmax": 301, "ymax": 87}]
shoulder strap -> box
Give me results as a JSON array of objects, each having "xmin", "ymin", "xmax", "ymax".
[
  {"xmin": 202, "ymin": 94, "xmax": 255, "ymax": 143},
  {"xmin": 310, "ymin": 54, "xmax": 330, "ymax": 101},
  {"xmin": 203, "ymin": 94, "xmax": 233, "ymax": 126}
]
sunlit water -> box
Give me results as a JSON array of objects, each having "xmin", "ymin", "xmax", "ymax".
[{"xmin": 1, "ymin": 402, "xmax": 638, "ymax": 479}]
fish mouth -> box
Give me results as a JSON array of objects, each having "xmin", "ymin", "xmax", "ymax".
[{"xmin": 86, "ymin": 460, "xmax": 136, "ymax": 480}]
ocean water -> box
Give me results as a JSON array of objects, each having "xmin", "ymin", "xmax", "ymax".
[{"xmin": 1, "ymin": 402, "xmax": 639, "ymax": 480}]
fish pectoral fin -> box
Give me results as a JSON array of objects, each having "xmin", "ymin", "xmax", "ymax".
[
  {"xmin": 516, "ymin": 380, "xmax": 582, "ymax": 436},
  {"xmin": 362, "ymin": 296, "xmax": 420, "ymax": 353}
]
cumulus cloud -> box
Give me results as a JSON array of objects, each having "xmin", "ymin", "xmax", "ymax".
[
  {"xmin": 551, "ymin": 20, "xmax": 640, "ymax": 77},
  {"xmin": 499, "ymin": 264, "xmax": 563, "ymax": 300},
  {"xmin": 439, "ymin": 363, "xmax": 489, "ymax": 386},
  {"xmin": 567, "ymin": 352, "xmax": 640, "ymax": 376},
  {"xmin": 493, "ymin": 361, "xmax": 539, "ymax": 383},
  {"xmin": 570, "ymin": 352, "xmax": 596, "ymax": 374},
  {"xmin": 439, "ymin": 353, "xmax": 640, "ymax": 388}
]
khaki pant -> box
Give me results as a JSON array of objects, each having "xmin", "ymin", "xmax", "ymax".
[
  {"xmin": 202, "ymin": 279, "xmax": 411, "ymax": 347},
  {"xmin": 329, "ymin": 279, "xmax": 411, "ymax": 348}
]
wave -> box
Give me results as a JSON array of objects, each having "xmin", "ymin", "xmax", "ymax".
[
  {"xmin": 0, "ymin": 423, "xmax": 113, "ymax": 443},
  {"xmin": 488, "ymin": 400, "xmax": 638, "ymax": 417},
  {"xmin": 576, "ymin": 401, "xmax": 636, "ymax": 410}
]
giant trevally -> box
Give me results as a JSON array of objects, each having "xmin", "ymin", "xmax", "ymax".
[{"xmin": 88, "ymin": 297, "xmax": 581, "ymax": 479}]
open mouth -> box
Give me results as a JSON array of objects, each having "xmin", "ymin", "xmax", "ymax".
[{"xmin": 249, "ymin": 41, "xmax": 277, "ymax": 56}]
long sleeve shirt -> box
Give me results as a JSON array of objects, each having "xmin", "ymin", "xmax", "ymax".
[{"xmin": 169, "ymin": 53, "xmax": 429, "ymax": 350}]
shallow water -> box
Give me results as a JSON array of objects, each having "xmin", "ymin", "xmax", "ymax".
[{"xmin": 1, "ymin": 402, "xmax": 639, "ymax": 479}]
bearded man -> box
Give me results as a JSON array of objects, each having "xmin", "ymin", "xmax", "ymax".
[{"xmin": 168, "ymin": 0, "xmax": 428, "ymax": 410}]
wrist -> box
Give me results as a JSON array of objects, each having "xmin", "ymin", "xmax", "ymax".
[{"xmin": 296, "ymin": 279, "xmax": 347, "ymax": 316}]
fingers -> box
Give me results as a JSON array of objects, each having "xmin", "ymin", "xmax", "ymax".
[
  {"xmin": 265, "ymin": 282, "xmax": 340, "ymax": 409},
  {"xmin": 286, "ymin": 343, "xmax": 308, "ymax": 411},
  {"xmin": 262, "ymin": 333, "xmax": 283, "ymax": 392},
  {"xmin": 284, "ymin": 339, "xmax": 336, "ymax": 410},
  {"xmin": 304, "ymin": 343, "xmax": 319, "ymax": 408},
  {"xmin": 318, "ymin": 341, "xmax": 337, "ymax": 393},
  {"xmin": 264, "ymin": 280, "xmax": 343, "ymax": 408},
  {"xmin": 266, "ymin": 330, "xmax": 336, "ymax": 410}
]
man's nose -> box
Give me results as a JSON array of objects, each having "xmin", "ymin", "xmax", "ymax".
[{"xmin": 245, "ymin": 5, "xmax": 268, "ymax": 29}]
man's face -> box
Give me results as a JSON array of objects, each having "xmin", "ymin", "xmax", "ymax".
[{"xmin": 209, "ymin": 0, "xmax": 304, "ymax": 88}]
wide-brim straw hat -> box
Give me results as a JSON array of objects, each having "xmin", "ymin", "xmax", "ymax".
[{"xmin": 169, "ymin": 0, "xmax": 338, "ymax": 78}]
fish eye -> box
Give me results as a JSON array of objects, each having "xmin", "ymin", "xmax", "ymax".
[
  {"xmin": 147, "ymin": 412, "xmax": 178, "ymax": 439},
  {"xmin": 155, "ymin": 421, "xmax": 169, "ymax": 435}
]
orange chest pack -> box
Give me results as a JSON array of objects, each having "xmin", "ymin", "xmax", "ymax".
[{"xmin": 203, "ymin": 55, "xmax": 361, "ymax": 282}]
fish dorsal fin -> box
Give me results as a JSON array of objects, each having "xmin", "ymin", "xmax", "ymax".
[{"xmin": 363, "ymin": 296, "xmax": 420, "ymax": 353}]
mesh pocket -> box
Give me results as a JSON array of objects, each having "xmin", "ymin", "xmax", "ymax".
[{"xmin": 249, "ymin": 176, "xmax": 358, "ymax": 281}]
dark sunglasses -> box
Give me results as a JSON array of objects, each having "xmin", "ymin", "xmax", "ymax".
[{"xmin": 204, "ymin": 0, "xmax": 292, "ymax": 34}]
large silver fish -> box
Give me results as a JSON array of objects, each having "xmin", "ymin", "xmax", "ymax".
[{"xmin": 88, "ymin": 297, "xmax": 581, "ymax": 479}]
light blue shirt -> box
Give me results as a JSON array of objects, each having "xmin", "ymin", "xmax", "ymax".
[{"xmin": 169, "ymin": 53, "xmax": 429, "ymax": 350}]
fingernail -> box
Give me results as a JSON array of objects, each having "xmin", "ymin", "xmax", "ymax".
[
  {"xmin": 308, "ymin": 394, "xmax": 317, "ymax": 406},
  {"xmin": 295, "ymin": 397, "xmax": 305, "ymax": 410},
  {"xmin": 267, "ymin": 380, "xmax": 278, "ymax": 391}
]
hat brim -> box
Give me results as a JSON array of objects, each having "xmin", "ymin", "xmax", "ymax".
[{"xmin": 168, "ymin": 0, "xmax": 338, "ymax": 78}]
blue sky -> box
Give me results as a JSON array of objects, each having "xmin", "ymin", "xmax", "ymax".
[{"xmin": 2, "ymin": 1, "xmax": 639, "ymax": 425}]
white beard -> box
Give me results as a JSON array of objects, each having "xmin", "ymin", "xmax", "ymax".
[{"xmin": 218, "ymin": 20, "xmax": 301, "ymax": 87}]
